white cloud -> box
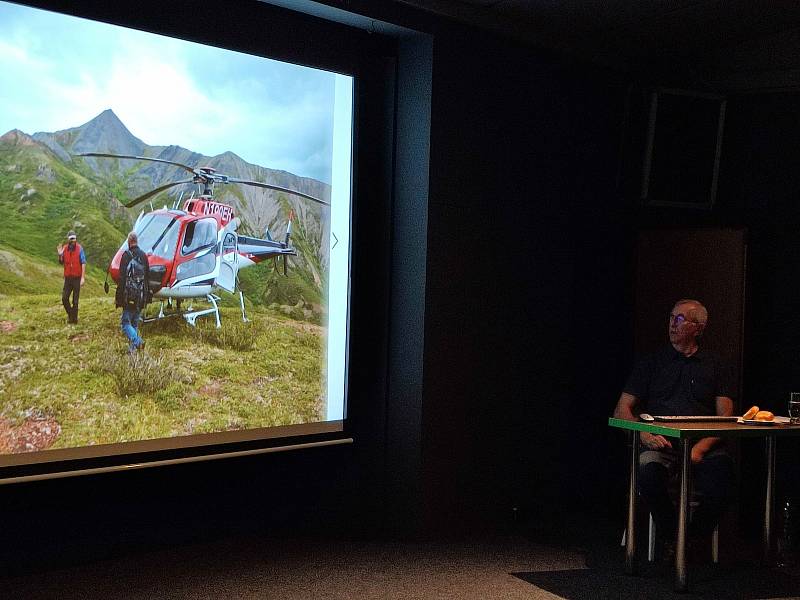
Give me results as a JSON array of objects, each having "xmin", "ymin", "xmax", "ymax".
[{"xmin": 0, "ymin": 5, "xmax": 341, "ymax": 182}]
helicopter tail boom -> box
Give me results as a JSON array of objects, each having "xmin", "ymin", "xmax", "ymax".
[{"xmin": 237, "ymin": 235, "xmax": 296, "ymax": 266}]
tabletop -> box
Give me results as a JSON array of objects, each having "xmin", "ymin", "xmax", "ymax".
[{"xmin": 608, "ymin": 417, "xmax": 800, "ymax": 439}]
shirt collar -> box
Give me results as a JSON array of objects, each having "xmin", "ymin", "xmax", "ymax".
[{"xmin": 670, "ymin": 345, "xmax": 704, "ymax": 360}]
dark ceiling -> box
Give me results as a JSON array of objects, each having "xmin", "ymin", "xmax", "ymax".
[{"xmin": 397, "ymin": 0, "xmax": 800, "ymax": 92}]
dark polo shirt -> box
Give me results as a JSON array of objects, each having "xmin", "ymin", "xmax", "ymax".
[{"xmin": 623, "ymin": 345, "xmax": 733, "ymax": 416}]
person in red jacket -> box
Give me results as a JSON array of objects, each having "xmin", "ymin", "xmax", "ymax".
[{"xmin": 57, "ymin": 230, "xmax": 86, "ymax": 324}]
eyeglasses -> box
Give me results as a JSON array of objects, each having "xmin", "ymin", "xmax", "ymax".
[{"xmin": 669, "ymin": 313, "xmax": 696, "ymax": 326}]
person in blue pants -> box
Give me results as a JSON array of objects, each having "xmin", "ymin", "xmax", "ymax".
[{"xmin": 116, "ymin": 231, "xmax": 149, "ymax": 352}]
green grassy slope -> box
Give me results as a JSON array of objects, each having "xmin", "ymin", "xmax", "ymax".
[
  {"xmin": 0, "ymin": 140, "xmax": 129, "ymax": 274},
  {"xmin": 0, "ymin": 294, "xmax": 324, "ymax": 452},
  {"xmin": 0, "ymin": 243, "xmax": 107, "ymax": 297}
]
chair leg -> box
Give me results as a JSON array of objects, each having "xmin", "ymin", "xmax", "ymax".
[
  {"xmin": 648, "ymin": 513, "xmax": 656, "ymax": 562},
  {"xmin": 711, "ymin": 523, "xmax": 719, "ymax": 563}
]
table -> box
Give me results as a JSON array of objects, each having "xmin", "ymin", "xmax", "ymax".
[{"xmin": 608, "ymin": 417, "xmax": 800, "ymax": 592}]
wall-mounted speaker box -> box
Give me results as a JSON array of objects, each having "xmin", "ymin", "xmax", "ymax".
[{"xmin": 641, "ymin": 89, "xmax": 726, "ymax": 209}]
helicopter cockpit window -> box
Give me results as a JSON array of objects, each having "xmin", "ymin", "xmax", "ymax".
[
  {"xmin": 151, "ymin": 219, "xmax": 180, "ymax": 260},
  {"xmin": 182, "ymin": 219, "xmax": 217, "ymax": 255},
  {"xmin": 136, "ymin": 214, "xmax": 178, "ymax": 258}
]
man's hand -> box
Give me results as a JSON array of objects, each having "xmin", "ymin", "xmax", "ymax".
[
  {"xmin": 691, "ymin": 445, "xmax": 706, "ymax": 464},
  {"xmin": 641, "ymin": 431, "xmax": 672, "ymax": 450},
  {"xmin": 80, "ymin": 276, "xmax": 85, "ymax": 287},
  {"xmin": 57, "ymin": 243, "xmax": 64, "ymax": 256},
  {"xmin": 690, "ymin": 436, "xmax": 719, "ymax": 464}
]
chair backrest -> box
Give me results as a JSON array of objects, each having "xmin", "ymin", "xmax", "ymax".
[{"xmin": 633, "ymin": 228, "xmax": 746, "ymax": 409}]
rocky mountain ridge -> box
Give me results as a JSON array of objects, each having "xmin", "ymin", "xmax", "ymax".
[
  {"xmin": 1, "ymin": 109, "xmax": 331, "ymax": 311},
  {"xmin": 30, "ymin": 110, "xmax": 330, "ymax": 245}
]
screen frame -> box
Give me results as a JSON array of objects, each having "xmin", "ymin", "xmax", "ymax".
[{"xmin": 0, "ymin": 0, "xmax": 398, "ymax": 478}]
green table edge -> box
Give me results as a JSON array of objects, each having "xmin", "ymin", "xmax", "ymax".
[
  {"xmin": 608, "ymin": 417, "xmax": 800, "ymax": 438},
  {"xmin": 608, "ymin": 417, "xmax": 683, "ymax": 438}
]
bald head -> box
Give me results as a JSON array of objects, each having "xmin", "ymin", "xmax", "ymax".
[
  {"xmin": 668, "ymin": 298, "xmax": 707, "ymax": 350},
  {"xmin": 673, "ymin": 299, "xmax": 708, "ymax": 327}
]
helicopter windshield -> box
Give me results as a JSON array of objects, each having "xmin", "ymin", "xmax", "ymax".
[{"xmin": 135, "ymin": 213, "xmax": 179, "ymax": 260}]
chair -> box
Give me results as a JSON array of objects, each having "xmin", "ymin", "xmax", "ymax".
[{"xmin": 621, "ymin": 504, "xmax": 720, "ymax": 562}]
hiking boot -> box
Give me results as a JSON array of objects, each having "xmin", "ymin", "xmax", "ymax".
[{"xmin": 137, "ymin": 340, "xmax": 146, "ymax": 351}]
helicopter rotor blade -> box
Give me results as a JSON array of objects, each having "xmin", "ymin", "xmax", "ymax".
[
  {"xmin": 124, "ymin": 179, "xmax": 195, "ymax": 208},
  {"xmin": 78, "ymin": 153, "xmax": 329, "ymax": 208},
  {"xmin": 226, "ymin": 178, "xmax": 330, "ymax": 206},
  {"xmin": 77, "ymin": 153, "xmax": 198, "ymax": 176}
]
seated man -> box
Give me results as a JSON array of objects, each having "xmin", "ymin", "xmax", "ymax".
[{"xmin": 613, "ymin": 298, "xmax": 736, "ymax": 552}]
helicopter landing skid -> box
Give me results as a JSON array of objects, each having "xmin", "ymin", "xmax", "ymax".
[
  {"xmin": 239, "ymin": 291, "xmax": 249, "ymax": 323},
  {"xmin": 183, "ymin": 294, "xmax": 221, "ymax": 328},
  {"xmin": 142, "ymin": 294, "xmax": 222, "ymax": 328}
]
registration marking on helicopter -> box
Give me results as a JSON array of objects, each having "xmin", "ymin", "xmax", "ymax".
[{"xmin": 197, "ymin": 200, "xmax": 234, "ymax": 222}]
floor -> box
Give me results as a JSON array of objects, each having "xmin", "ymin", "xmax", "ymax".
[{"xmin": 2, "ymin": 522, "xmax": 799, "ymax": 599}]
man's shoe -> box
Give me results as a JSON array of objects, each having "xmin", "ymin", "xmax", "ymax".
[{"xmin": 137, "ymin": 340, "xmax": 146, "ymax": 351}]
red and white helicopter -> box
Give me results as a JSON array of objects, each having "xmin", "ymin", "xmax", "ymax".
[{"xmin": 79, "ymin": 152, "xmax": 329, "ymax": 327}]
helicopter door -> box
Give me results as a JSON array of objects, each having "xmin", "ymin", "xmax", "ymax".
[{"xmin": 217, "ymin": 231, "xmax": 238, "ymax": 293}]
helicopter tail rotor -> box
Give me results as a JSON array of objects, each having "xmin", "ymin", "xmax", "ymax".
[
  {"xmin": 284, "ymin": 210, "xmax": 294, "ymax": 246},
  {"xmin": 282, "ymin": 210, "xmax": 295, "ymax": 276}
]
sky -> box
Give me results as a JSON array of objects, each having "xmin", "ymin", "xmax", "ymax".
[{"xmin": 0, "ymin": 2, "xmax": 345, "ymax": 183}]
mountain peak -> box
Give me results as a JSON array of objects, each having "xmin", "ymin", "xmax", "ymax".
[
  {"xmin": 0, "ymin": 129, "xmax": 37, "ymax": 146},
  {"xmin": 80, "ymin": 108, "xmax": 129, "ymax": 134},
  {"xmin": 93, "ymin": 108, "xmax": 123, "ymax": 126},
  {"xmin": 55, "ymin": 109, "xmax": 147, "ymax": 157}
]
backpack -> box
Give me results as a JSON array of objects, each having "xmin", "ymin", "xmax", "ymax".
[{"xmin": 123, "ymin": 250, "xmax": 146, "ymax": 309}]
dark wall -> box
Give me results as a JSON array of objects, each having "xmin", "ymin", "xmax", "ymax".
[
  {"xmin": 418, "ymin": 27, "xmax": 633, "ymax": 528},
  {"xmin": 716, "ymin": 92, "xmax": 800, "ymax": 523}
]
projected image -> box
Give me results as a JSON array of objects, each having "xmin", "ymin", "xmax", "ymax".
[{"xmin": 0, "ymin": 2, "xmax": 352, "ymax": 463}]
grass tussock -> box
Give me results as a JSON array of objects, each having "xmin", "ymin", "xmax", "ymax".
[
  {"xmin": 100, "ymin": 347, "xmax": 175, "ymax": 397},
  {"xmin": 196, "ymin": 318, "xmax": 257, "ymax": 351}
]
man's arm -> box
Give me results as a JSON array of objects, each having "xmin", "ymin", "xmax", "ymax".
[
  {"xmin": 118, "ymin": 252, "xmax": 129, "ymax": 288},
  {"xmin": 613, "ymin": 392, "xmax": 672, "ymax": 450},
  {"xmin": 142, "ymin": 250, "xmax": 151, "ymax": 302},
  {"xmin": 613, "ymin": 392, "xmax": 638, "ymax": 421},
  {"xmin": 80, "ymin": 247, "xmax": 86, "ymax": 286},
  {"xmin": 691, "ymin": 395, "xmax": 734, "ymax": 463}
]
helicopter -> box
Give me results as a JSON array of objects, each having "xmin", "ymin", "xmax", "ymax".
[{"xmin": 78, "ymin": 152, "xmax": 329, "ymax": 328}]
